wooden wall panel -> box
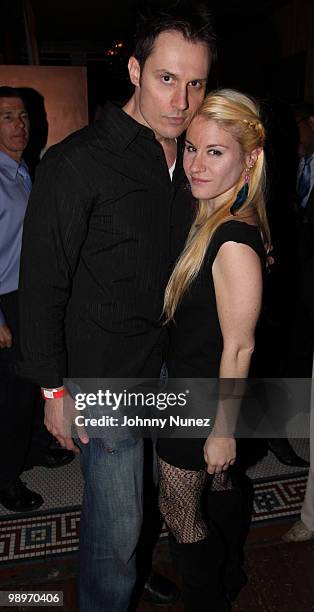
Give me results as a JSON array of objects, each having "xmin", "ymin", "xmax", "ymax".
[{"xmin": 0, "ymin": 65, "xmax": 88, "ymax": 150}]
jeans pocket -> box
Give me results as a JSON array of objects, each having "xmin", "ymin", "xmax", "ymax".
[{"xmin": 100, "ymin": 436, "xmax": 141, "ymax": 454}]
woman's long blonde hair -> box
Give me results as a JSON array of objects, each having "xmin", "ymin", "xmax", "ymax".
[{"xmin": 164, "ymin": 88, "xmax": 270, "ymax": 321}]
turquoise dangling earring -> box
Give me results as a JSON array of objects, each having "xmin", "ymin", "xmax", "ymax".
[{"xmin": 230, "ymin": 169, "xmax": 251, "ymax": 215}]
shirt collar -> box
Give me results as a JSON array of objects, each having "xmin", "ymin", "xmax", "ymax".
[
  {"xmin": 97, "ymin": 102, "xmax": 160, "ymax": 152},
  {"xmin": 0, "ymin": 150, "xmax": 28, "ymax": 179},
  {"xmin": 301, "ymin": 153, "xmax": 314, "ymax": 165},
  {"xmin": 95, "ymin": 103, "xmax": 188, "ymax": 182}
]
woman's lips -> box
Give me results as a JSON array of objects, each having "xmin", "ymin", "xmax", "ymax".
[{"xmin": 190, "ymin": 177, "xmax": 210, "ymax": 184}]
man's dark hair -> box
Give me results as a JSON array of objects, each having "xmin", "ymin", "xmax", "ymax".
[
  {"xmin": 133, "ymin": 2, "xmax": 217, "ymax": 71},
  {"xmin": 0, "ymin": 86, "xmax": 26, "ymax": 105},
  {"xmin": 294, "ymin": 102, "xmax": 314, "ymax": 122}
]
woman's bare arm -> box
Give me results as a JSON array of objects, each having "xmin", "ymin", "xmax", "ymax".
[{"xmin": 204, "ymin": 240, "xmax": 263, "ymax": 474}]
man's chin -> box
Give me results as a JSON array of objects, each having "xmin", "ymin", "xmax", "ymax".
[
  {"xmin": 161, "ymin": 124, "xmax": 189, "ymax": 139},
  {"xmin": 12, "ymin": 136, "xmax": 28, "ymax": 147}
]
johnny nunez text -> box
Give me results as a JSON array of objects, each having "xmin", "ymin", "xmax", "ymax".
[{"xmin": 74, "ymin": 415, "xmax": 212, "ymax": 429}]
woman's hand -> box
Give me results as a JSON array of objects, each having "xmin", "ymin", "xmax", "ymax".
[{"xmin": 203, "ymin": 435, "xmax": 236, "ymax": 475}]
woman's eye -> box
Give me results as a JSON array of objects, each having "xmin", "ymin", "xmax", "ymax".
[
  {"xmin": 162, "ymin": 75, "xmax": 172, "ymax": 83},
  {"xmin": 185, "ymin": 145, "xmax": 196, "ymax": 153},
  {"xmin": 208, "ymin": 149, "xmax": 222, "ymax": 156}
]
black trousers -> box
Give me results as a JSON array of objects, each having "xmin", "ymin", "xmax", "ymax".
[
  {"xmin": 285, "ymin": 299, "xmax": 314, "ymax": 377},
  {"xmin": 0, "ymin": 291, "xmax": 50, "ymax": 490}
]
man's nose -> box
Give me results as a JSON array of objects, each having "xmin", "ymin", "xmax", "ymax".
[
  {"xmin": 172, "ymin": 86, "xmax": 188, "ymax": 111},
  {"xmin": 16, "ymin": 116, "xmax": 26, "ymax": 129}
]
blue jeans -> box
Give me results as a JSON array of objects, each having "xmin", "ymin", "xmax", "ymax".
[{"xmin": 78, "ymin": 436, "xmax": 144, "ymax": 612}]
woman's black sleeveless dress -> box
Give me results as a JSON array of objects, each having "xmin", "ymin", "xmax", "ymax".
[{"xmin": 157, "ymin": 220, "xmax": 266, "ymax": 471}]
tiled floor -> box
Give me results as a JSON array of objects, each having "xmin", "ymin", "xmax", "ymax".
[
  {"xmin": 0, "ymin": 439, "xmax": 310, "ymax": 562},
  {"xmin": 0, "ymin": 439, "xmax": 309, "ymax": 519},
  {"xmin": 246, "ymin": 438, "xmax": 309, "ymax": 479}
]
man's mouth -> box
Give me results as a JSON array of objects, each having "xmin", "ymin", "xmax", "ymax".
[{"xmin": 165, "ymin": 116, "xmax": 186, "ymax": 124}]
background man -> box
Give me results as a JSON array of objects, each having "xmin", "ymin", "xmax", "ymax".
[
  {"xmin": 285, "ymin": 102, "xmax": 314, "ymax": 377},
  {"xmin": 18, "ymin": 6, "xmax": 216, "ymax": 610},
  {"xmin": 0, "ymin": 86, "xmax": 73, "ymax": 514},
  {"xmin": 283, "ymin": 103, "xmax": 314, "ymax": 542}
]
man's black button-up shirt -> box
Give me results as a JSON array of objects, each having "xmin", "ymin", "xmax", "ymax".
[{"xmin": 18, "ymin": 103, "xmax": 193, "ymax": 387}]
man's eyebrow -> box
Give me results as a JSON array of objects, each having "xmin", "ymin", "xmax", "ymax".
[
  {"xmin": 153, "ymin": 69, "xmax": 177, "ymax": 77},
  {"xmin": 190, "ymin": 77, "xmax": 207, "ymax": 83}
]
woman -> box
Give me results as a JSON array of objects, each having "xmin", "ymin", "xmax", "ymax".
[{"xmin": 157, "ymin": 89, "xmax": 270, "ymax": 611}]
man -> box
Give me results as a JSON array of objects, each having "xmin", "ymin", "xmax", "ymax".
[
  {"xmin": 18, "ymin": 6, "xmax": 216, "ymax": 611},
  {"xmin": 296, "ymin": 103, "xmax": 314, "ymax": 214},
  {"xmin": 0, "ymin": 87, "xmax": 73, "ymax": 514},
  {"xmin": 295, "ymin": 103, "xmax": 314, "ymax": 374},
  {"xmin": 285, "ymin": 103, "xmax": 314, "ymax": 377},
  {"xmin": 283, "ymin": 103, "xmax": 314, "ymax": 543}
]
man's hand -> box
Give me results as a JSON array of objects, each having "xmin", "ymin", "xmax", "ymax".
[
  {"xmin": 0, "ymin": 324, "xmax": 12, "ymax": 349},
  {"xmin": 44, "ymin": 396, "xmax": 89, "ymax": 453},
  {"xmin": 203, "ymin": 435, "xmax": 236, "ymax": 475}
]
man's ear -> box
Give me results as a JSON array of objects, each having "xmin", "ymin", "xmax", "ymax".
[
  {"xmin": 128, "ymin": 57, "xmax": 141, "ymax": 87},
  {"xmin": 308, "ymin": 115, "xmax": 314, "ymax": 132}
]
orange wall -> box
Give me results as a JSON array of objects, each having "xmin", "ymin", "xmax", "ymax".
[{"xmin": 0, "ymin": 65, "xmax": 88, "ymax": 149}]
